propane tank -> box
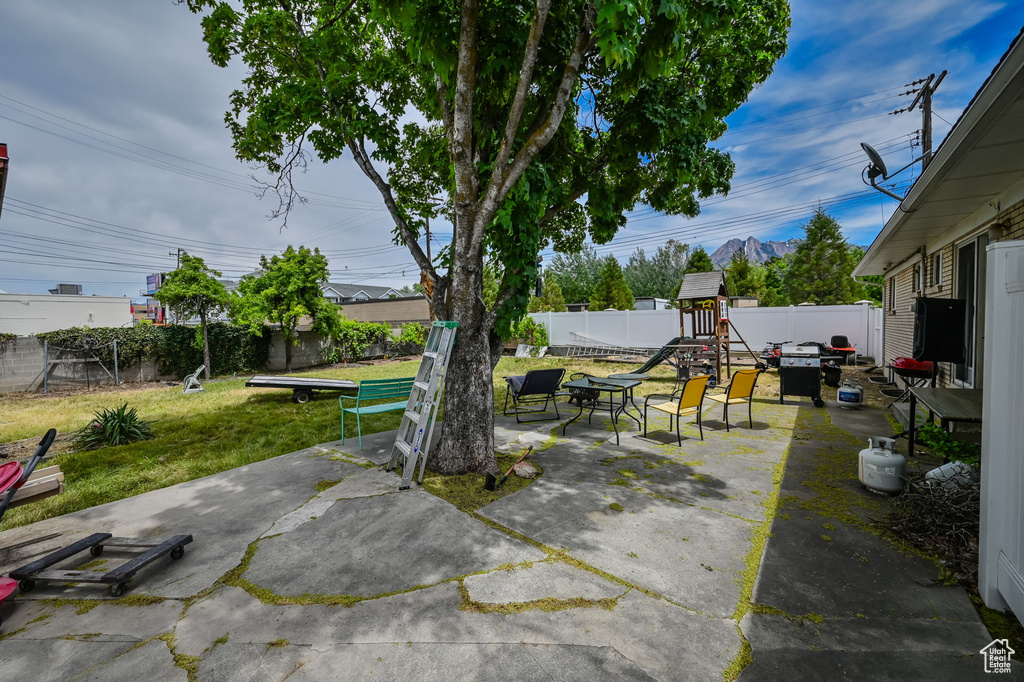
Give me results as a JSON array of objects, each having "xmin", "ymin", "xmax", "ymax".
[
  {"xmin": 837, "ymin": 380, "xmax": 863, "ymax": 409},
  {"xmin": 858, "ymin": 436, "xmax": 906, "ymax": 494}
]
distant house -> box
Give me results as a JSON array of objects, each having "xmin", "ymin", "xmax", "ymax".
[{"xmin": 321, "ymin": 283, "xmax": 407, "ymax": 304}]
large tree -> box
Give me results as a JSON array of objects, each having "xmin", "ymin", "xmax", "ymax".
[
  {"xmin": 724, "ymin": 248, "xmax": 765, "ymax": 300},
  {"xmin": 154, "ymin": 252, "xmax": 231, "ymax": 380},
  {"xmin": 784, "ymin": 209, "xmax": 859, "ymax": 305},
  {"xmin": 232, "ymin": 245, "xmax": 342, "ymax": 371},
  {"xmin": 186, "ymin": 0, "xmax": 790, "ymax": 475}
]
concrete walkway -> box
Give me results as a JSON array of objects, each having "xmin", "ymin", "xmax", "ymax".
[{"xmin": 0, "ymin": 397, "xmax": 1007, "ymax": 680}]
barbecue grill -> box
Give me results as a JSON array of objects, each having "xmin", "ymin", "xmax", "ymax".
[{"xmin": 779, "ymin": 344, "xmax": 825, "ymax": 408}]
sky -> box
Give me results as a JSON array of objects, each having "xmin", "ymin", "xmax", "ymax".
[{"xmin": 0, "ymin": 1, "xmax": 1022, "ymax": 299}]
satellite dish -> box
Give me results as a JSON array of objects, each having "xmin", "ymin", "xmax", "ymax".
[{"xmin": 860, "ymin": 142, "xmax": 888, "ymax": 180}]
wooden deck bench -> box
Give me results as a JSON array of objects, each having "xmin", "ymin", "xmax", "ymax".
[{"xmin": 340, "ymin": 377, "xmax": 416, "ymax": 450}]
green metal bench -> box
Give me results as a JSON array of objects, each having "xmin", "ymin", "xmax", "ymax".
[{"xmin": 340, "ymin": 377, "xmax": 416, "ymax": 450}]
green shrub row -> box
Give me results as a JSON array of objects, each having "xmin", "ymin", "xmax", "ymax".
[{"xmin": 36, "ymin": 323, "xmax": 272, "ymax": 379}]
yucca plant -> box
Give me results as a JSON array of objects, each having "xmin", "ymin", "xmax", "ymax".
[{"xmin": 74, "ymin": 403, "xmax": 155, "ymax": 450}]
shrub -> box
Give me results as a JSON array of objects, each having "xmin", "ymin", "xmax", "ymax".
[
  {"xmin": 395, "ymin": 322, "xmax": 427, "ymax": 346},
  {"xmin": 327, "ymin": 319, "xmax": 393, "ymax": 363},
  {"xmin": 74, "ymin": 403, "xmax": 155, "ymax": 450},
  {"xmin": 916, "ymin": 422, "xmax": 981, "ymax": 470}
]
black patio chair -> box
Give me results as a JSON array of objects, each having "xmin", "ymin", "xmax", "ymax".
[{"xmin": 502, "ymin": 368, "xmax": 566, "ymax": 423}]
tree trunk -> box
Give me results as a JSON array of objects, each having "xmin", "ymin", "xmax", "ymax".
[
  {"xmin": 200, "ymin": 311, "xmax": 211, "ymax": 380},
  {"xmin": 431, "ymin": 219, "xmax": 500, "ymax": 476},
  {"xmin": 284, "ymin": 328, "xmax": 293, "ymax": 373}
]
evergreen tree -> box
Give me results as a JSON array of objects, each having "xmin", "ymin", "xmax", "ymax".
[
  {"xmin": 784, "ymin": 209, "xmax": 858, "ymax": 305},
  {"xmin": 761, "ymin": 254, "xmax": 791, "ymax": 306},
  {"xmin": 624, "ymin": 239, "xmax": 690, "ymax": 300},
  {"xmin": 154, "ymin": 252, "xmax": 231, "ymax": 380},
  {"xmin": 849, "ymin": 246, "xmax": 883, "ymax": 303},
  {"xmin": 683, "ymin": 246, "xmax": 715, "ymax": 274},
  {"xmin": 528, "ymin": 274, "xmax": 568, "ymax": 312},
  {"xmin": 589, "ymin": 257, "xmax": 635, "ymax": 311},
  {"xmin": 547, "ymin": 246, "xmax": 604, "ymax": 304},
  {"xmin": 725, "ymin": 249, "xmax": 767, "ymax": 300}
]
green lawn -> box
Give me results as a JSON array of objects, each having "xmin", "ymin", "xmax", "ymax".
[{"xmin": 0, "ymin": 357, "xmax": 684, "ymax": 531}]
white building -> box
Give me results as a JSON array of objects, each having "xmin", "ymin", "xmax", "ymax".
[{"xmin": 0, "ymin": 293, "xmax": 133, "ymax": 336}]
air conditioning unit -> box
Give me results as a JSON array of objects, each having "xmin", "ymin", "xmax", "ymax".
[{"xmin": 54, "ymin": 284, "xmax": 83, "ymax": 295}]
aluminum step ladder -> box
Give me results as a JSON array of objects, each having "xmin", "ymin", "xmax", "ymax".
[{"xmin": 387, "ymin": 321, "xmax": 458, "ymax": 489}]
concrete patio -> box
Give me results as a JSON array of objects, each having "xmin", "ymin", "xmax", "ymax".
[{"xmin": 0, "ymin": 395, "xmax": 1001, "ymax": 680}]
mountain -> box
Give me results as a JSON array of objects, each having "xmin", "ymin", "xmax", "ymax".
[{"xmin": 709, "ymin": 237, "xmax": 801, "ymax": 267}]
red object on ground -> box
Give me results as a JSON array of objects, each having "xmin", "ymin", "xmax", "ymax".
[
  {"xmin": 0, "ymin": 577, "xmax": 16, "ymax": 601},
  {"xmin": 892, "ymin": 357, "xmax": 934, "ymax": 373},
  {"xmin": 0, "ymin": 461, "xmax": 22, "ymax": 495}
]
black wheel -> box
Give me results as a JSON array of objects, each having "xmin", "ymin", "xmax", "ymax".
[
  {"xmin": 18, "ymin": 580, "xmax": 34, "ymax": 593},
  {"xmin": 292, "ymin": 390, "xmax": 312, "ymax": 404},
  {"xmin": 90, "ymin": 544, "xmax": 104, "ymax": 557},
  {"xmin": 109, "ymin": 583, "xmax": 125, "ymax": 598},
  {"xmin": 814, "ymin": 398, "xmax": 825, "ymax": 408},
  {"xmin": 170, "ymin": 546, "xmax": 185, "ymax": 560}
]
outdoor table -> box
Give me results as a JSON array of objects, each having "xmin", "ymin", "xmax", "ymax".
[
  {"xmin": 907, "ymin": 387, "xmax": 983, "ymax": 459},
  {"xmin": 561, "ymin": 376, "xmax": 643, "ymax": 446},
  {"xmin": 608, "ymin": 372, "xmax": 648, "ymax": 416}
]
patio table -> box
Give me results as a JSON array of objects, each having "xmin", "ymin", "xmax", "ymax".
[
  {"xmin": 607, "ymin": 372, "xmax": 649, "ymax": 417},
  {"xmin": 906, "ymin": 387, "xmax": 983, "ymax": 459},
  {"xmin": 561, "ymin": 376, "xmax": 642, "ymax": 446}
]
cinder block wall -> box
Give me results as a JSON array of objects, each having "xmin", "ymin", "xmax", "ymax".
[{"xmin": 0, "ymin": 337, "xmax": 46, "ymax": 392}]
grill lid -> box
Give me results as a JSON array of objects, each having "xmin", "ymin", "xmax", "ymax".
[{"xmin": 780, "ymin": 344, "xmax": 821, "ymax": 357}]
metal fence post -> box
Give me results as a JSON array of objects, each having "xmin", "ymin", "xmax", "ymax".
[
  {"xmin": 114, "ymin": 339, "xmax": 120, "ymax": 386},
  {"xmin": 44, "ymin": 340, "xmax": 49, "ymax": 394}
]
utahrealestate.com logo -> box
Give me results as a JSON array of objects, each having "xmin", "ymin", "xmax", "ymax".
[{"xmin": 981, "ymin": 639, "xmax": 1015, "ymax": 674}]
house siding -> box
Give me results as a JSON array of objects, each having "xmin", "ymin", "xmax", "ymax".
[{"xmin": 881, "ymin": 196, "xmax": 1024, "ymax": 388}]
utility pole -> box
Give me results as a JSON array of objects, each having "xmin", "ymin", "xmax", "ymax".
[
  {"xmin": 169, "ymin": 247, "xmax": 184, "ymax": 269},
  {"xmin": 890, "ymin": 70, "xmax": 947, "ymax": 170}
]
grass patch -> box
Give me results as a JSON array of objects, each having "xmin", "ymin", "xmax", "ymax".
[
  {"xmin": 1, "ymin": 357, "xmax": 662, "ymax": 530},
  {"xmin": 420, "ymin": 450, "xmax": 543, "ymax": 513},
  {"xmin": 314, "ymin": 479, "xmax": 342, "ymax": 493}
]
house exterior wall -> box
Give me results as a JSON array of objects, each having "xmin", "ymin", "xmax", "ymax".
[
  {"xmin": 337, "ymin": 297, "xmax": 431, "ymax": 324},
  {"xmin": 880, "ymin": 196, "xmax": 1024, "ymax": 388},
  {"xmin": 0, "ymin": 294, "xmax": 132, "ymax": 336}
]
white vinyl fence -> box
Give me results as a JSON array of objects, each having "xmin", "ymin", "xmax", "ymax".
[{"xmin": 530, "ymin": 304, "xmax": 884, "ymax": 361}]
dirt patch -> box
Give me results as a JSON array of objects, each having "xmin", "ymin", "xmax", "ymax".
[
  {"xmin": 0, "ymin": 432, "xmax": 74, "ymax": 463},
  {"xmin": 0, "ymin": 381, "xmax": 179, "ymax": 403}
]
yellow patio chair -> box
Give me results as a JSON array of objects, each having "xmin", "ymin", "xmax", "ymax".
[
  {"xmin": 644, "ymin": 374, "xmax": 711, "ymax": 445},
  {"xmin": 706, "ymin": 369, "xmax": 762, "ymax": 431}
]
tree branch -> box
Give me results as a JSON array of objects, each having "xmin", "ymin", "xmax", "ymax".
[
  {"xmin": 346, "ymin": 138, "xmax": 437, "ymax": 286},
  {"xmin": 452, "ymin": 0, "xmax": 481, "ymax": 208},
  {"xmin": 491, "ymin": 1, "xmax": 551, "ymax": 176},
  {"xmin": 480, "ymin": 3, "xmax": 598, "ymax": 229}
]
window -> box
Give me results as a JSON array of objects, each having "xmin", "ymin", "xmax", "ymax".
[
  {"xmin": 931, "ymin": 252, "xmax": 943, "ymax": 286},
  {"xmin": 913, "ymin": 264, "xmax": 923, "ymax": 293},
  {"xmin": 888, "ymin": 277, "xmax": 896, "ymax": 311}
]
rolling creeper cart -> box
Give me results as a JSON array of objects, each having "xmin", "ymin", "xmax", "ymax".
[{"xmin": 1, "ymin": 430, "xmax": 193, "ymax": 629}]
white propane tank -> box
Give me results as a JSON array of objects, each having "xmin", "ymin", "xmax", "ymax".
[
  {"xmin": 858, "ymin": 436, "xmax": 906, "ymax": 494},
  {"xmin": 837, "ymin": 380, "xmax": 863, "ymax": 409}
]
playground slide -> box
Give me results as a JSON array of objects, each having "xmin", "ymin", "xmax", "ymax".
[{"xmin": 634, "ymin": 337, "xmax": 681, "ymax": 374}]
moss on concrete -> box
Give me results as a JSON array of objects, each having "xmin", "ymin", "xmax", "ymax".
[
  {"xmin": 609, "ymin": 503, "xmax": 624, "ymax": 512},
  {"xmin": 420, "ymin": 451, "xmax": 543, "ymax": 513},
  {"xmin": 267, "ymin": 638, "xmax": 290, "ymax": 648},
  {"xmin": 314, "ymin": 479, "xmax": 342, "ymax": 493},
  {"xmin": 457, "ymin": 578, "xmax": 623, "ymax": 615},
  {"xmin": 44, "ymin": 594, "xmax": 167, "ymax": 615},
  {"xmin": 722, "ymin": 626, "xmax": 753, "ymax": 682}
]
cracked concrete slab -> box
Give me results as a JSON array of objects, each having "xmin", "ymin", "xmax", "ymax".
[
  {"xmin": 261, "ymin": 468, "xmax": 403, "ymax": 538},
  {"xmin": 0, "ymin": 638, "xmax": 142, "ymax": 682},
  {"xmin": 72, "ymin": 639, "xmax": 186, "ymax": 682},
  {"xmin": 0, "ymin": 449, "xmax": 368, "ymax": 600},
  {"xmin": 462, "ymin": 561, "xmax": 624, "ymax": 604},
  {"xmin": 0, "ymin": 599, "xmax": 184, "ymax": 642},
  {"xmin": 245, "ymin": 490, "xmax": 545, "ymax": 598}
]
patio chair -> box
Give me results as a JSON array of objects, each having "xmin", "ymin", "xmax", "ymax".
[
  {"xmin": 706, "ymin": 369, "xmax": 762, "ymax": 431},
  {"xmin": 183, "ymin": 365, "xmax": 205, "ymax": 394},
  {"xmin": 502, "ymin": 368, "xmax": 566, "ymax": 423},
  {"xmin": 644, "ymin": 374, "xmax": 711, "ymax": 444}
]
